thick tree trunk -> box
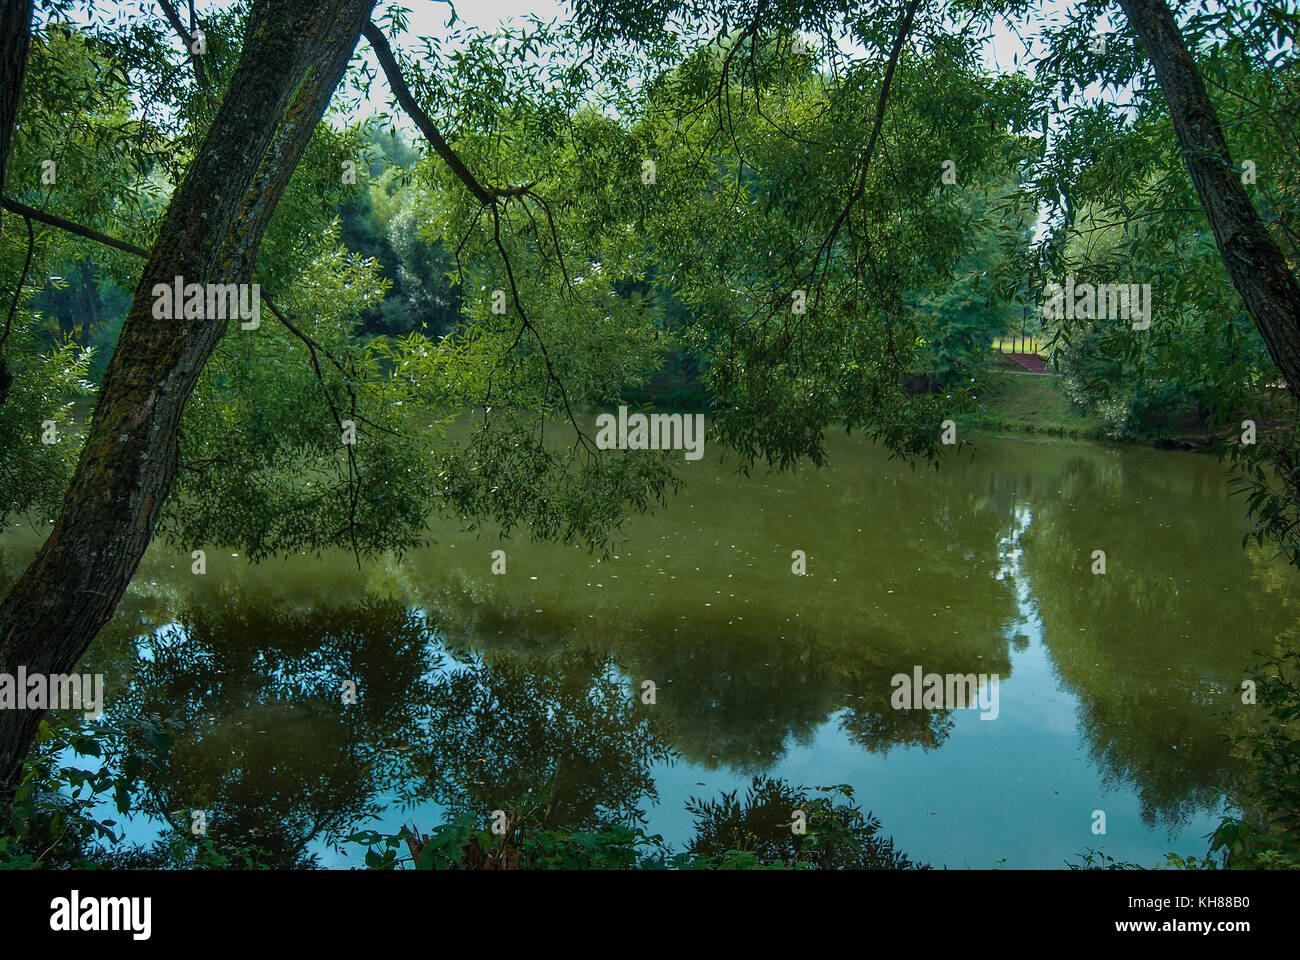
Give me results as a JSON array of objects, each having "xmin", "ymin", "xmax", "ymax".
[
  {"xmin": 0, "ymin": 0, "xmax": 375, "ymax": 786},
  {"xmin": 1120, "ymin": 0, "xmax": 1300, "ymax": 403},
  {"xmin": 0, "ymin": 0, "xmax": 34, "ymax": 405},
  {"xmin": 0, "ymin": 0, "xmax": 31, "ymax": 204}
]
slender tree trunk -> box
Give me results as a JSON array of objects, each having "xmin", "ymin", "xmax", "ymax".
[
  {"xmin": 84, "ymin": 261, "xmax": 100, "ymax": 336},
  {"xmin": 0, "ymin": 0, "xmax": 375, "ymax": 786},
  {"xmin": 1120, "ymin": 0, "xmax": 1300, "ymax": 403}
]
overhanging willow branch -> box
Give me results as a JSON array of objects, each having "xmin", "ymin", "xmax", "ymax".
[{"xmin": 361, "ymin": 20, "xmax": 535, "ymax": 205}]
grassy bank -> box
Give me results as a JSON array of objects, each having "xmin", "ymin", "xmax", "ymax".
[{"xmin": 959, "ymin": 370, "xmax": 1110, "ymax": 440}]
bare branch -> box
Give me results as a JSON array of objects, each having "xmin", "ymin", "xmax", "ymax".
[
  {"xmin": 489, "ymin": 203, "xmax": 597, "ymax": 459},
  {"xmin": 156, "ymin": 0, "xmax": 208, "ymax": 89},
  {"xmin": 1, "ymin": 194, "xmax": 149, "ymax": 257},
  {"xmin": 1, "ymin": 210, "xmax": 33, "ymax": 355},
  {"xmin": 361, "ymin": 20, "xmax": 535, "ymax": 205},
  {"xmin": 804, "ymin": 0, "xmax": 922, "ymax": 291}
]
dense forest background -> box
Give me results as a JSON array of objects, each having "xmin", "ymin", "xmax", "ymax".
[{"xmin": 17, "ymin": 105, "xmax": 1287, "ymax": 448}]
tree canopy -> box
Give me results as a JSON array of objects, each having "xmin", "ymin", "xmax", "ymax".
[{"xmin": 1, "ymin": 0, "xmax": 1298, "ymax": 784}]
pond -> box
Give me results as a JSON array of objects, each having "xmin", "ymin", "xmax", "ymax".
[{"xmin": 2, "ymin": 430, "xmax": 1293, "ymax": 868}]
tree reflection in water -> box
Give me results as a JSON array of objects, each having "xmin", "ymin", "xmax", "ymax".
[{"xmin": 100, "ymin": 594, "xmax": 939, "ymax": 866}]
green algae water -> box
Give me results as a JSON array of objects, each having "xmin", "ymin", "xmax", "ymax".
[{"xmin": 3, "ymin": 432, "xmax": 1292, "ymax": 867}]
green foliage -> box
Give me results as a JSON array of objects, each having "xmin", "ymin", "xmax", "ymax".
[
  {"xmin": 1021, "ymin": 2, "xmax": 1300, "ymax": 547},
  {"xmin": 1066, "ymin": 849, "xmax": 1220, "ymax": 871},
  {"xmin": 1211, "ymin": 650, "xmax": 1300, "ymax": 869},
  {"xmin": 0, "ymin": 714, "xmax": 312, "ymax": 869},
  {"xmin": 17, "ymin": 3, "xmax": 1277, "ymax": 568},
  {"xmin": 349, "ymin": 808, "xmax": 664, "ymax": 871},
  {"xmin": 1, "ymin": 0, "xmax": 1294, "ymax": 569},
  {"xmin": 0, "ymin": 715, "xmax": 159, "ymax": 869},
  {"xmin": 0, "ymin": 315, "xmax": 92, "ymax": 524},
  {"xmin": 1049, "ymin": 214, "xmax": 1263, "ymax": 442},
  {"xmin": 96, "ymin": 832, "xmax": 292, "ymax": 870},
  {"xmin": 621, "ymin": 345, "xmax": 712, "ymax": 410},
  {"xmin": 625, "ymin": 33, "xmax": 1029, "ymax": 469},
  {"xmin": 6, "ymin": 21, "xmax": 168, "ymax": 261},
  {"xmin": 157, "ymin": 228, "xmax": 442, "ymax": 562},
  {"xmin": 906, "ymin": 173, "xmax": 1037, "ymax": 389},
  {"xmin": 346, "ymin": 777, "xmax": 925, "ymax": 870},
  {"xmin": 957, "ymin": 371, "xmax": 1106, "ymax": 439},
  {"xmin": 685, "ymin": 777, "xmax": 926, "ymax": 869},
  {"xmin": 26, "ymin": 258, "xmax": 131, "ymax": 382}
]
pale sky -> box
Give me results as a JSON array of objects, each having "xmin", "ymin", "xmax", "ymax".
[
  {"xmin": 60, "ymin": 1, "xmax": 1114, "ymax": 120},
  {"xmin": 355, "ymin": 0, "xmax": 1095, "ymax": 125},
  {"xmin": 384, "ymin": 0, "xmax": 1085, "ymax": 73}
]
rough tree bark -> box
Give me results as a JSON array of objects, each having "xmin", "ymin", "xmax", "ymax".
[
  {"xmin": 0, "ymin": 0, "xmax": 376, "ymax": 786},
  {"xmin": 1120, "ymin": 0, "xmax": 1300, "ymax": 403},
  {"xmin": 0, "ymin": 0, "xmax": 31, "ymax": 207},
  {"xmin": 0, "ymin": 0, "xmax": 34, "ymax": 405}
]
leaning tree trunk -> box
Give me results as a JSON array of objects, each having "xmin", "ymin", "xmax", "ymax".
[
  {"xmin": 0, "ymin": 0, "xmax": 376, "ymax": 786},
  {"xmin": 1120, "ymin": 0, "xmax": 1300, "ymax": 403}
]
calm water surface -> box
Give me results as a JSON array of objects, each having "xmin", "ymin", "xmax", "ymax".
[{"xmin": 3, "ymin": 432, "xmax": 1293, "ymax": 868}]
